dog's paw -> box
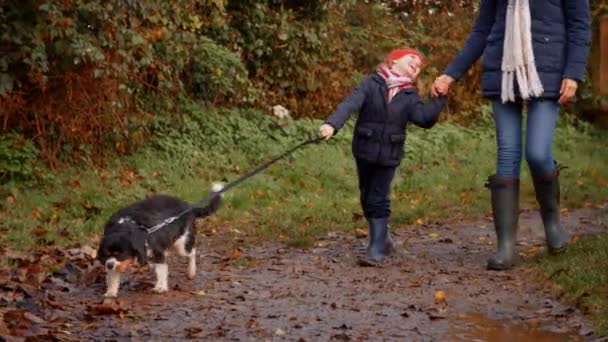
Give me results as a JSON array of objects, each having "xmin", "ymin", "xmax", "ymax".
[
  {"xmin": 152, "ymin": 285, "xmax": 169, "ymax": 293},
  {"xmin": 104, "ymin": 291, "xmax": 118, "ymax": 298}
]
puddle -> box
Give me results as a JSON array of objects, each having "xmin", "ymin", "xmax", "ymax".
[{"xmin": 447, "ymin": 313, "xmax": 583, "ymax": 342}]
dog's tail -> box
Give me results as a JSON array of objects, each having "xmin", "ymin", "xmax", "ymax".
[{"xmin": 192, "ymin": 182, "xmax": 224, "ymax": 218}]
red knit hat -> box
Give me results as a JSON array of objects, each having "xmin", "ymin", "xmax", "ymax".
[{"xmin": 385, "ymin": 49, "xmax": 424, "ymax": 65}]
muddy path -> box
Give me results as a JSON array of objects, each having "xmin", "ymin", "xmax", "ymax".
[{"xmin": 2, "ymin": 207, "xmax": 607, "ymax": 341}]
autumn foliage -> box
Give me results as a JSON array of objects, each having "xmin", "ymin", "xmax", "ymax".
[{"xmin": 0, "ymin": 0, "xmax": 603, "ymax": 165}]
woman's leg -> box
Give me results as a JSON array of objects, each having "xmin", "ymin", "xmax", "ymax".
[
  {"xmin": 525, "ymin": 99, "xmax": 558, "ymax": 174},
  {"xmin": 486, "ymin": 100, "xmax": 524, "ymax": 270},
  {"xmin": 525, "ymin": 99, "xmax": 568, "ymax": 252},
  {"xmin": 493, "ymin": 100, "xmax": 524, "ymax": 178}
]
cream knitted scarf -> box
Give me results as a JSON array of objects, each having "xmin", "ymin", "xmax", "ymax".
[{"xmin": 501, "ymin": 0, "xmax": 544, "ymax": 103}]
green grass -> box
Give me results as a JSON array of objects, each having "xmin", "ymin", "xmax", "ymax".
[
  {"xmin": 534, "ymin": 233, "xmax": 608, "ymax": 336},
  {"xmin": 1, "ymin": 103, "xmax": 607, "ymax": 251},
  {"xmin": 1, "ymin": 101, "xmax": 607, "ymax": 335}
]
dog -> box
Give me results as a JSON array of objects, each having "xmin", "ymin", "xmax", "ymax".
[{"xmin": 97, "ymin": 183, "xmax": 223, "ymax": 297}]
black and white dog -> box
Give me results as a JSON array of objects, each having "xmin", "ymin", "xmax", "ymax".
[{"xmin": 97, "ymin": 183, "xmax": 223, "ymax": 297}]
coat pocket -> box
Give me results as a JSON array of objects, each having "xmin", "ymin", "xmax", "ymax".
[
  {"xmin": 353, "ymin": 126, "xmax": 378, "ymax": 161},
  {"xmin": 355, "ymin": 126, "xmax": 374, "ymax": 138},
  {"xmin": 389, "ymin": 134, "xmax": 406, "ymax": 160},
  {"xmin": 532, "ymin": 35, "xmax": 566, "ymax": 72}
]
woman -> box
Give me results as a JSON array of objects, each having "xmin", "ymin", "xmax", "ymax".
[{"xmin": 433, "ymin": 0, "xmax": 591, "ymax": 270}]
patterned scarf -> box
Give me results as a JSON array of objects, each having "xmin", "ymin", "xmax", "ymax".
[
  {"xmin": 501, "ymin": 0, "xmax": 544, "ymax": 103},
  {"xmin": 377, "ymin": 65, "xmax": 414, "ymax": 103}
]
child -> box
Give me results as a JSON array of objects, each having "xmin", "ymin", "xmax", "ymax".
[{"xmin": 319, "ymin": 49, "xmax": 447, "ymax": 264}]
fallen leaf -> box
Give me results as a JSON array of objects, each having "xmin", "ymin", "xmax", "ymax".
[
  {"xmin": 415, "ymin": 218, "xmax": 424, "ymax": 225},
  {"xmin": 30, "ymin": 208, "xmax": 43, "ymax": 220},
  {"xmin": 275, "ymin": 328, "xmax": 286, "ymax": 336},
  {"xmin": 526, "ymin": 246, "xmax": 543, "ymax": 254},
  {"xmin": 354, "ymin": 228, "xmax": 367, "ymax": 239},
  {"xmin": 99, "ymin": 170, "xmax": 110, "ymax": 180},
  {"xmin": 185, "ymin": 327, "xmax": 204, "ymax": 334},
  {"xmin": 24, "ymin": 312, "xmax": 46, "ymax": 324},
  {"xmin": 31, "ymin": 226, "xmax": 48, "ymax": 237},
  {"xmin": 69, "ymin": 177, "xmax": 81, "ymax": 189},
  {"xmin": 87, "ymin": 299, "xmax": 130, "ymax": 316},
  {"xmin": 429, "ymin": 232, "xmax": 439, "ymax": 239},
  {"xmin": 230, "ymin": 248, "xmax": 241, "ymax": 260},
  {"xmin": 434, "ymin": 290, "xmax": 447, "ymax": 304},
  {"xmin": 597, "ymin": 177, "xmax": 608, "ymax": 187}
]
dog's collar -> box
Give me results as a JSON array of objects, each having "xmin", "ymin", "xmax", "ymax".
[{"xmin": 117, "ymin": 216, "xmax": 150, "ymax": 232}]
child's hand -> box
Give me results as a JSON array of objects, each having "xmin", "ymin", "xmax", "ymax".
[
  {"xmin": 432, "ymin": 74, "xmax": 454, "ymax": 96},
  {"xmin": 319, "ymin": 124, "xmax": 335, "ymax": 140}
]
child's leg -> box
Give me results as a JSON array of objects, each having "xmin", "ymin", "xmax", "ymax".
[
  {"xmin": 355, "ymin": 158, "xmax": 374, "ymax": 218},
  {"xmin": 362, "ymin": 163, "xmax": 397, "ymax": 263},
  {"xmin": 364, "ymin": 165, "xmax": 397, "ymax": 219}
]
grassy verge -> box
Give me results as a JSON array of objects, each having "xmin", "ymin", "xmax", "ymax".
[
  {"xmin": 534, "ymin": 233, "xmax": 608, "ymax": 336},
  {"xmin": 1, "ymin": 102, "xmax": 607, "ymax": 251}
]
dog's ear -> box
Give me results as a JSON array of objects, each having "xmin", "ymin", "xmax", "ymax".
[{"xmin": 131, "ymin": 232, "xmax": 148, "ymax": 265}]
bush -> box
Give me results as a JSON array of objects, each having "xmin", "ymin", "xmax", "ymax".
[
  {"xmin": 185, "ymin": 38, "xmax": 252, "ymax": 103},
  {"xmin": 0, "ymin": 133, "xmax": 39, "ymax": 183}
]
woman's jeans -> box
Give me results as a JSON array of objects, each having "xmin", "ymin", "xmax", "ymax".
[{"xmin": 492, "ymin": 99, "xmax": 559, "ymax": 178}]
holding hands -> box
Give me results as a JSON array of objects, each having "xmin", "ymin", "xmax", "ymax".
[{"xmin": 432, "ymin": 74, "xmax": 455, "ymax": 96}]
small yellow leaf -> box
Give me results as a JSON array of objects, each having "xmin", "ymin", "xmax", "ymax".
[
  {"xmin": 434, "ymin": 291, "xmax": 447, "ymax": 303},
  {"xmin": 526, "ymin": 246, "xmax": 542, "ymax": 254},
  {"xmin": 230, "ymin": 248, "xmax": 241, "ymax": 260},
  {"xmin": 354, "ymin": 228, "xmax": 367, "ymax": 239}
]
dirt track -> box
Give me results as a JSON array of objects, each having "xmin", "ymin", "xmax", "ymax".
[{"xmin": 1, "ymin": 207, "xmax": 607, "ymax": 341}]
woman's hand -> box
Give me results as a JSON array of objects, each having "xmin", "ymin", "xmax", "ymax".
[
  {"xmin": 432, "ymin": 74, "xmax": 455, "ymax": 96},
  {"xmin": 319, "ymin": 124, "xmax": 335, "ymax": 140},
  {"xmin": 558, "ymin": 78, "xmax": 578, "ymax": 105}
]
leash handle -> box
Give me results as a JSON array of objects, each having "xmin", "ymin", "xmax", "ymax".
[{"xmin": 145, "ymin": 134, "xmax": 322, "ymax": 234}]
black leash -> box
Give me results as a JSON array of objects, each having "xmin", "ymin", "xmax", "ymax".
[{"xmin": 144, "ymin": 133, "xmax": 323, "ymax": 234}]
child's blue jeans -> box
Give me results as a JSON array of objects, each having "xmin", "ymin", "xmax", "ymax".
[{"xmin": 491, "ymin": 98, "xmax": 559, "ymax": 178}]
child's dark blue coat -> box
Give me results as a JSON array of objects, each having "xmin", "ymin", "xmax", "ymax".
[{"xmin": 325, "ymin": 73, "xmax": 446, "ymax": 167}]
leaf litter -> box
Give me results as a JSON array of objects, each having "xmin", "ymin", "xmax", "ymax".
[{"xmin": 0, "ymin": 207, "xmax": 605, "ymax": 340}]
